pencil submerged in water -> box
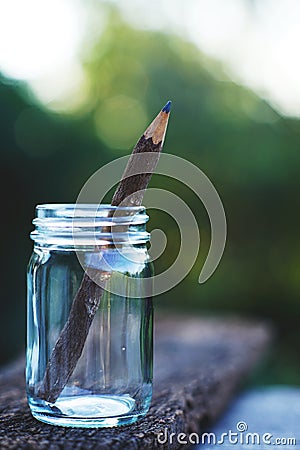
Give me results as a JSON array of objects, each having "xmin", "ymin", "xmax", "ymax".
[{"xmin": 38, "ymin": 101, "xmax": 172, "ymax": 403}]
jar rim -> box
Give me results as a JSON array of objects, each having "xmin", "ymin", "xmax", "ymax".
[
  {"xmin": 31, "ymin": 204, "xmax": 150, "ymax": 246},
  {"xmin": 35, "ymin": 203, "xmax": 146, "ymax": 218}
]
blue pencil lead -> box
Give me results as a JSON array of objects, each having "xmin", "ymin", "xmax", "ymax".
[{"xmin": 162, "ymin": 100, "xmax": 172, "ymax": 113}]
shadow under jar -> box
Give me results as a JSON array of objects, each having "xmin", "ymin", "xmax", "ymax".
[{"xmin": 26, "ymin": 204, "xmax": 153, "ymax": 428}]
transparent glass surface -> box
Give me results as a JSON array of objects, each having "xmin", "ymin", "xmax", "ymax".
[{"xmin": 26, "ymin": 205, "xmax": 153, "ymax": 428}]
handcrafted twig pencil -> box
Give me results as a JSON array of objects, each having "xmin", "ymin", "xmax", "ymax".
[{"xmin": 38, "ymin": 101, "xmax": 172, "ymax": 403}]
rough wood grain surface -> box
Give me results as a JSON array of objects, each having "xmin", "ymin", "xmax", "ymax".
[{"xmin": 0, "ymin": 316, "xmax": 271, "ymax": 450}]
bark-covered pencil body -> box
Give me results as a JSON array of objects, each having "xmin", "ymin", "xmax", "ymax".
[{"xmin": 38, "ymin": 101, "xmax": 171, "ymax": 403}]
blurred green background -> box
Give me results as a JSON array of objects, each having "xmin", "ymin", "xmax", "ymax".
[{"xmin": 0, "ymin": 1, "xmax": 299, "ymax": 384}]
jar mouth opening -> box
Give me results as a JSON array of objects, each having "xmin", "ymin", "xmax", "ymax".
[
  {"xmin": 31, "ymin": 204, "xmax": 150, "ymax": 246},
  {"xmin": 35, "ymin": 204, "xmax": 146, "ymax": 218}
]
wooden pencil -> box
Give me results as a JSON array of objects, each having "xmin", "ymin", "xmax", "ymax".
[{"xmin": 38, "ymin": 101, "xmax": 172, "ymax": 403}]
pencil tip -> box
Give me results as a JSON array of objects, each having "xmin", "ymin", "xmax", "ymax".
[{"xmin": 162, "ymin": 100, "xmax": 172, "ymax": 114}]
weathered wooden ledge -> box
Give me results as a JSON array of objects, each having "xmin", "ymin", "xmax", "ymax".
[{"xmin": 0, "ymin": 315, "xmax": 271, "ymax": 449}]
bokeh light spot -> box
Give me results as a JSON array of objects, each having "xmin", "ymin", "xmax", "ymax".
[
  {"xmin": 94, "ymin": 95, "xmax": 148, "ymax": 151},
  {"xmin": 0, "ymin": 0, "xmax": 84, "ymax": 80}
]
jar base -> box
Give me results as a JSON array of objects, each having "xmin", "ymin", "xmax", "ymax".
[{"xmin": 29, "ymin": 394, "xmax": 147, "ymax": 428}]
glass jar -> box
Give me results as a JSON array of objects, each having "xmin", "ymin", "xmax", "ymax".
[{"xmin": 26, "ymin": 204, "xmax": 153, "ymax": 428}]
